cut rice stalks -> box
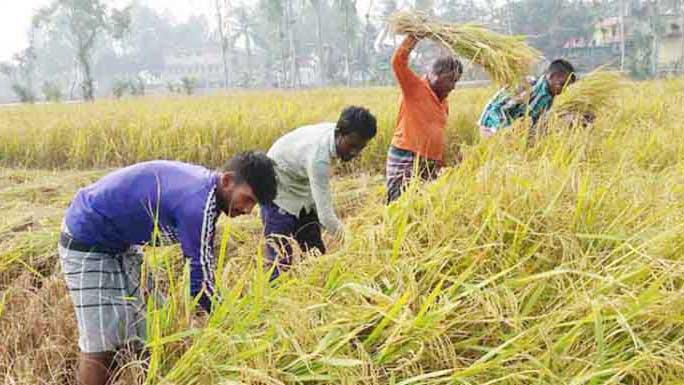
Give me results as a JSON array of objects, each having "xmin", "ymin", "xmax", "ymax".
[
  {"xmin": 387, "ymin": 10, "xmax": 541, "ymax": 86},
  {"xmin": 551, "ymin": 69, "xmax": 627, "ymax": 117}
]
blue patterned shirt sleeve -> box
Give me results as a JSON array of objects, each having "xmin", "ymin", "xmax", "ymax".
[
  {"xmin": 478, "ymin": 76, "xmax": 554, "ymax": 132},
  {"xmin": 526, "ymin": 76, "xmax": 554, "ymax": 126},
  {"xmin": 478, "ymin": 88, "xmax": 512, "ymax": 132}
]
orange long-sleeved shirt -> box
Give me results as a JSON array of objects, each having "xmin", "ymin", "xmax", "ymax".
[{"xmin": 390, "ymin": 37, "xmax": 449, "ymax": 162}]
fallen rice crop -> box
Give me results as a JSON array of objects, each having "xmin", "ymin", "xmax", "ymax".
[{"xmin": 2, "ymin": 79, "xmax": 684, "ymax": 384}]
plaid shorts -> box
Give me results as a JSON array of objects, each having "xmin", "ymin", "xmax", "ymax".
[
  {"xmin": 59, "ymin": 231, "xmax": 147, "ymax": 353},
  {"xmin": 386, "ymin": 146, "xmax": 440, "ymax": 204}
]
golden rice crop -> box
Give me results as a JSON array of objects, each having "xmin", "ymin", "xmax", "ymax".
[
  {"xmin": 0, "ymin": 87, "xmax": 491, "ymax": 171},
  {"xmin": 551, "ymin": 69, "xmax": 627, "ymax": 116},
  {"xmin": 387, "ymin": 10, "xmax": 541, "ymax": 86},
  {"xmin": 2, "ymin": 79, "xmax": 684, "ymax": 384}
]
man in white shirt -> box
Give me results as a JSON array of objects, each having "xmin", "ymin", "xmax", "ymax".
[{"xmin": 263, "ymin": 106, "xmax": 377, "ymax": 280}]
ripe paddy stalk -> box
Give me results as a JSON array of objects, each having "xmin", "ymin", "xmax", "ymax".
[
  {"xmin": 1, "ymin": 80, "xmax": 684, "ymax": 384},
  {"xmin": 551, "ymin": 69, "xmax": 628, "ymax": 117},
  {"xmin": 387, "ymin": 10, "xmax": 541, "ymax": 87}
]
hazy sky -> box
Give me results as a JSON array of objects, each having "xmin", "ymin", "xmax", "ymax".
[{"xmin": 0, "ymin": 0, "xmax": 376, "ymax": 62}]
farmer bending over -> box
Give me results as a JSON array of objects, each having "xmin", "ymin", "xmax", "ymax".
[
  {"xmin": 386, "ymin": 34, "xmax": 463, "ymax": 204},
  {"xmin": 478, "ymin": 59, "xmax": 576, "ymax": 139},
  {"xmin": 263, "ymin": 106, "xmax": 377, "ymax": 280},
  {"xmin": 59, "ymin": 154, "xmax": 277, "ymax": 385}
]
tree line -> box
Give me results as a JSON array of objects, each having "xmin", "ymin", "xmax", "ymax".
[{"xmin": 1, "ymin": 0, "xmax": 683, "ymax": 103}]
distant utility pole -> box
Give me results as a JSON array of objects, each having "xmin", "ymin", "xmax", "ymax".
[
  {"xmin": 620, "ymin": 0, "xmax": 626, "ymax": 71},
  {"xmin": 680, "ymin": 0, "xmax": 684, "ymax": 73},
  {"xmin": 343, "ymin": 0, "xmax": 354, "ymax": 87},
  {"xmin": 651, "ymin": 0, "xmax": 660, "ymax": 77},
  {"xmin": 506, "ymin": 0, "xmax": 513, "ymax": 35},
  {"xmin": 286, "ymin": 0, "xmax": 298, "ymax": 88},
  {"xmin": 215, "ymin": 0, "xmax": 231, "ymax": 89},
  {"xmin": 360, "ymin": 0, "xmax": 374, "ymax": 84},
  {"xmin": 311, "ymin": 0, "xmax": 326, "ymax": 86}
]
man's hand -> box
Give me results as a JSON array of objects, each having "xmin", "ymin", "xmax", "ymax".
[
  {"xmin": 411, "ymin": 30, "xmax": 430, "ymax": 39},
  {"xmin": 333, "ymin": 227, "xmax": 346, "ymax": 245},
  {"xmin": 403, "ymin": 34, "xmax": 420, "ymax": 50}
]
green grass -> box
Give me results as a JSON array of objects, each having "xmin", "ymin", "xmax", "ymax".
[{"xmin": 2, "ymin": 79, "xmax": 684, "ymax": 384}]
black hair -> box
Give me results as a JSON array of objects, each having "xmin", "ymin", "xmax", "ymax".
[
  {"xmin": 547, "ymin": 59, "xmax": 577, "ymax": 83},
  {"xmin": 336, "ymin": 105, "xmax": 377, "ymax": 140},
  {"xmin": 221, "ymin": 151, "xmax": 277, "ymax": 204},
  {"xmin": 432, "ymin": 56, "xmax": 463, "ymax": 77}
]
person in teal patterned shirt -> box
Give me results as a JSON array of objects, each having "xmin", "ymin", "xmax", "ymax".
[{"xmin": 478, "ymin": 59, "xmax": 576, "ymax": 139}]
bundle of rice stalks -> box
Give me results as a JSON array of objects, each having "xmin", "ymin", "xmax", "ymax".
[
  {"xmin": 387, "ymin": 11, "xmax": 541, "ymax": 86},
  {"xmin": 551, "ymin": 69, "xmax": 626, "ymax": 116}
]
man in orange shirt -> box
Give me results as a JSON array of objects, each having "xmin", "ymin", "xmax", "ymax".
[{"xmin": 386, "ymin": 34, "xmax": 462, "ymax": 204}]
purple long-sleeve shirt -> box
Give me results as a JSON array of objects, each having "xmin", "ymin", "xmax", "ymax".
[{"xmin": 64, "ymin": 160, "xmax": 220, "ymax": 312}]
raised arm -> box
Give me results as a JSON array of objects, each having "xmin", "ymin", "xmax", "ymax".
[{"xmin": 391, "ymin": 35, "xmax": 423, "ymax": 94}]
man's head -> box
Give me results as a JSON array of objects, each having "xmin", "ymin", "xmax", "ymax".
[
  {"xmin": 546, "ymin": 59, "xmax": 576, "ymax": 96},
  {"xmin": 427, "ymin": 56, "xmax": 463, "ymax": 101},
  {"xmin": 335, "ymin": 106, "xmax": 377, "ymax": 162},
  {"xmin": 216, "ymin": 151, "xmax": 277, "ymax": 217}
]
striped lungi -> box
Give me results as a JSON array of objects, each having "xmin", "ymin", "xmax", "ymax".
[
  {"xmin": 385, "ymin": 145, "xmax": 440, "ymax": 204},
  {"xmin": 59, "ymin": 228, "xmax": 148, "ymax": 353}
]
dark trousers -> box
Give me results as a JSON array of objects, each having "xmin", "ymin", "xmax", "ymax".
[{"xmin": 260, "ymin": 202, "xmax": 325, "ymax": 281}]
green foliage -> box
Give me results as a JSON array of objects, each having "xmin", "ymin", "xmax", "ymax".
[
  {"xmin": 628, "ymin": 23, "xmax": 656, "ymax": 79},
  {"xmin": 166, "ymin": 81, "xmax": 179, "ymax": 94},
  {"xmin": 41, "ymin": 81, "xmax": 62, "ymax": 102},
  {"xmin": 112, "ymin": 78, "xmax": 129, "ymax": 99},
  {"xmin": 112, "ymin": 76, "xmax": 146, "ymax": 98},
  {"xmin": 33, "ymin": 0, "xmax": 132, "ymax": 101},
  {"xmin": 1, "ymin": 47, "xmax": 37, "ymax": 104},
  {"xmin": 130, "ymin": 77, "xmax": 145, "ymax": 96},
  {"xmin": 10, "ymin": 84, "xmax": 36, "ymax": 104},
  {"xmin": 180, "ymin": 77, "xmax": 198, "ymax": 95},
  {"xmin": 509, "ymin": 0, "xmax": 597, "ymax": 56}
]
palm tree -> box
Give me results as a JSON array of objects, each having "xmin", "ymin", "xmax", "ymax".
[
  {"xmin": 232, "ymin": 6, "xmax": 257, "ymax": 86},
  {"xmin": 620, "ymin": 0, "xmax": 626, "ymax": 70},
  {"xmin": 310, "ymin": 0, "xmax": 326, "ymax": 86},
  {"xmin": 651, "ymin": 0, "xmax": 660, "ymax": 76},
  {"xmin": 258, "ymin": 0, "xmax": 287, "ymax": 87},
  {"xmin": 214, "ymin": 0, "xmax": 232, "ymax": 88},
  {"xmin": 334, "ymin": 0, "xmax": 357, "ymax": 86},
  {"xmin": 285, "ymin": 0, "xmax": 298, "ymax": 87},
  {"xmin": 680, "ymin": 1, "xmax": 684, "ymax": 73}
]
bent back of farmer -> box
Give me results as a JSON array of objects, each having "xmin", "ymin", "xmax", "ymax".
[
  {"xmin": 59, "ymin": 154, "xmax": 277, "ymax": 385},
  {"xmin": 386, "ymin": 33, "xmax": 463, "ymax": 204},
  {"xmin": 263, "ymin": 106, "xmax": 377, "ymax": 280},
  {"xmin": 478, "ymin": 59, "xmax": 576, "ymax": 138}
]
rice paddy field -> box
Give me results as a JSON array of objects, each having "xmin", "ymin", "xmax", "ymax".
[{"xmin": 1, "ymin": 79, "xmax": 684, "ymax": 384}]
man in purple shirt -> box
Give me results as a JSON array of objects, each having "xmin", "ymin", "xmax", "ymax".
[{"xmin": 58, "ymin": 152, "xmax": 277, "ymax": 385}]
